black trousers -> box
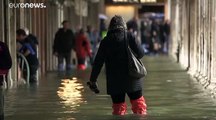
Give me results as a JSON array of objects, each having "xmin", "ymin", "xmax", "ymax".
[
  {"xmin": 111, "ymin": 90, "xmax": 142, "ymax": 104},
  {"xmin": 0, "ymin": 76, "xmax": 4, "ymax": 119},
  {"xmin": 0, "ymin": 76, "xmax": 3, "ymax": 86},
  {"xmin": 23, "ymin": 65, "xmax": 38, "ymax": 83},
  {"xmin": 77, "ymin": 58, "xmax": 85, "ymax": 65},
  {"xmin": 0, "ymin": 75, "xmax": 7, "ymax": 86},
  {"xmin": 58, "ymin": 52, "xmax": 71, "ymax": 70}
]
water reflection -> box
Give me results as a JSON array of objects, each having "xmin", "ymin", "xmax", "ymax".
[
  {"xmin": 57, "ymin": 78, "xmax": 85, "ymax": 113},
  {"xmin": 4, "ymin": 56, "xmax": 216, "ymax": 120}
]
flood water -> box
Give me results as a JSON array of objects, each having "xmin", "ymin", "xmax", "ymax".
[{"xmin": 4, "ymin": 56, "xmax": 216, "ymax": 120}]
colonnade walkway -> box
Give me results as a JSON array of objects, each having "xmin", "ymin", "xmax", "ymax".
[{"xmin": 4, "ymin": 56, "xmax": 216, "ymax": 120}]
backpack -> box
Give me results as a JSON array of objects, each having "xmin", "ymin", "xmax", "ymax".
[{"xmin": 0, "ymin": 41, "xmax": 12, "ymax": 70}]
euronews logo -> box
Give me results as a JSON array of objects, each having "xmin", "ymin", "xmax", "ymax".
[{"xmin": 9, "ymin": 3, "xmax": 46, "ymax": 8}]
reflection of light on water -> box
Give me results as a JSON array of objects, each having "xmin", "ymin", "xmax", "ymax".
[
  {"xmin": 57, "ymin": 118, "xmax": 75, "ymax": 120},
  {"xmin": 72, "ymin": 77, "xmax": 77, "ymax": 80},
  {"xmin": 57, "ymin": 78, "xmax": 85, "ymax": 113}
]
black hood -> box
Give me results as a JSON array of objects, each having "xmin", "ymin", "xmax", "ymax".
[
  {"xmin": 108, "ymin": 15, "xmax": 127, "ymax": 31},
  {"xmin": 107, "ymin": 15, "xmax": 127, "ymax": 42},
  {"xmin": 107, "ymin": 29, "xmax": 126, "ymax": 42}
]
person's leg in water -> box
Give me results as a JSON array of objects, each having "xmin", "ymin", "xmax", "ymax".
[
  {"xmin": 77, "ymin": 58, "xmax": 86, "ymax": 70},
  {"xmin": 0, "ymin": 76, "xmax": 4, "ymax": 120},
  {"xmin": 65, "ymin": 52, "xmax": 72, "ymax": 73},
  {"xmin": 58, "ymin": 54, "xmax": 65, "ymax": 74},
  {"xmin": 29, "ymin": 65, "xmax": 38, "ymax": 83},
  {"xmin": 111, "ymin": 93, "xmax": 127, "ymax": 115},
  {"xmin": 128, "ymin": 90, "xmax": 147, "ymax": 115},
  {"xmin": 149, "ymin": 38, "xmax": 155, "ymax": 56},
  {"xmin": 22, "ymin": 67, "xmax": 27, "ymax": 82}
]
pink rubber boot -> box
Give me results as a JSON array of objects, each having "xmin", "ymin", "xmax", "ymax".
[
  {"xmin": 130, "ymin": 96, "xmax": 147, "ymax": 115},
  {"xmin": 77, "ymin": 64, "xmax": 86, "ymax": 70},
  {"xmin": 112, "ymin": 102, "xmax": 127, "ymax": 115}
]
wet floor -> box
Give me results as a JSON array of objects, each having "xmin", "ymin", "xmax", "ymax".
[{"xmin": 4, "ymin": 56, "xmax": 216, "ymax": 120}]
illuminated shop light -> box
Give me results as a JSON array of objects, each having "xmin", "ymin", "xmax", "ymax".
[
  {"xmin": 113, "ymin": 0, "xmax": 138, "ymax": 2},
  {"xmin": 113, "ymin": 0, "xmax": 157, "ymax": 3},
  {"xmin": 140, "ymin": 0, "xmax": 157, "ymax": 3}
]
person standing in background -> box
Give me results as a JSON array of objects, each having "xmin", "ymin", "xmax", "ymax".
[
  {"xmin": 151, "ymin": 20, "xmax": 161, "ymax": 55},
  {"xmin": 127, "ymin": 16, "xmax": 139, "ymax": 36},
  {"xmin": 53, "ymin": 20, "xmax": 75, "ymax": 73},
  {"xmin": 159, "ymin": 21, "xmax": 165, "ymax": 53},
  {"xmin": 163, "ymin": 20, "xmax": 171, "ymax": 54},
  {"xmin": 87, "ymin": 26, "xmax": 99, "ymax": 62},
  {"xmin": 140, "ymin": 20, "xmax": 149, "ymax": 54},
  {"xmin": 99, "ymin": 19, "xmax": 107, "ymax": 40},
  {"xmin": 75, "ymin": 29, "xmax": 92, "ymax": 70},
  {"xmin": 87, "ymin": 25, "xmax": 94, "ymax": 51}
]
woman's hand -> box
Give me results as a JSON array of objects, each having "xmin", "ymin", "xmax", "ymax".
[{"xmin": 87, "ymin": 81, "xmax": 100, "ymax": 94}]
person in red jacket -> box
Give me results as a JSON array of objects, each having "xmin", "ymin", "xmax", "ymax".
[
  {"xmin": 0, "ymin": 41, "xmax": 12, "ymax": 120},
  {"xmin": 75, "ymin": 29, "xmax": 92, "ymax": 70},
  {"xmin": 0, "ymin": 41, "xmax": 12, "ymax": 86}
]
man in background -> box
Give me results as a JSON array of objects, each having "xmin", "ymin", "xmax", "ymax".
[
  {"xmin": 127, "ymin": 16, "xmax": 139, "ymax": 36},
  {"xmin": 16, "ymin": 29, "xmax": 39, "ymax": 83},
  {"xmin": 53, "ymin": 20, "xmax": 75, "ymax": 73}
]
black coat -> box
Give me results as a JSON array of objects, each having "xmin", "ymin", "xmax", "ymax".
[
  {"xmin": 17, "ymin": 38, "xmax": 39, "ymax": 66},
  {"xmin": 0, "ymin": 41, "xmax": 12, "ymax": 69},
  {"xmin": 53, "ymin": 28, "xmax": 75, "ymax": 53},
  {"xmin": 27, "ymin": 34, "xmax": 38, "ymax": 52},
  {"xmin": 90, "ymin": 29, "xmax": 145, "ymax": 95}
]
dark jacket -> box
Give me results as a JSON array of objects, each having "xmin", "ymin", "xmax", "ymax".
[
  {"xmin": 90, "ymin": 29, "xmax": 145, "ymax": 95},
  {"xmin": 18, "ymin": 38, "xmax": 39, "ymax": 66},
  {"xmin": 27, "ymin": 34, "xmax": 38, "ymax": 53},
  {"xmin": 0, "ymin": 42, "xmax": 12, "ymax": 86},
  {"xmin": 0, "ymin": 41, "xmax": 12, "ymax": 70},
  {"xmin": 53, "ymin": 28, "xmax": 75, "ymax": 53},
  {"xmin": 164, "ymin": 23, "xmax": 170, "ymax": 36},
  {"xmin": 127, "ymin": 20, "xmax": 138, "ymax": 32}
]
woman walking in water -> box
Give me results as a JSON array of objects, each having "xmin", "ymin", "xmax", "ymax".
[{"xmin": 88, "ymin": 15, "xmax": 147, "ymax": 115}]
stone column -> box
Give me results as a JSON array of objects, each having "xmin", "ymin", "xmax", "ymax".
[
  {"xmin": 212, "ymin": 0, "xmax": 216, "ymax": 83},
  {"xmin": 0, "ymin": 0, "xmax": 3, "ymax": 42},
  {"xmin": 195, "ymin": 0, "xmax": 202, "ymax": 79},
  {"xmin": 4, "ymin": 0, "xmax": 17, "ymax": 84},
  {"xmin": 164, "ymin": 0, "xmax": 171, "ymax": 20},
  {"xmin": 207, "ymin": 0, "xmax": 216, "ymax": 94},
  {"xmin": 188, "ymin": 0, "xmax": 197, "ymax": 75}
]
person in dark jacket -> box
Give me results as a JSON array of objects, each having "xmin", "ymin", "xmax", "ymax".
[
  {"xmin": 16, "ymin": 29, "xmax": 39, "ymax": 83},
  {"xmin": 0, "ymin": 41, "xmax": 12, "ymax": 120},
  {"xmin": 53, "ymin": 20, "xmax": 75, "ymax": 72},
  {"xmin": 163, "ymin": 20, "xmax": 171, "ymax": 53},
  {"xmin": 99, "ymin": 19, "xmax": 107, "ymax": 40},
  {"xmin": 24, "ymin": 28, "xmax": 39, "ymax": 56},
  {"xmin": 0, "ymin": 41, "xmax": 12, "ymax": 78},
  {"xmin": 88, "ymin": 15, "xmax": 147, "ymax": 115},
  {"xmin": 151, "ymin": 20, "xmax": 161, "ymax": 55},
  {"xmin": 127, "ymin": 16, "xmax": 139, "ymax": 37}
]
